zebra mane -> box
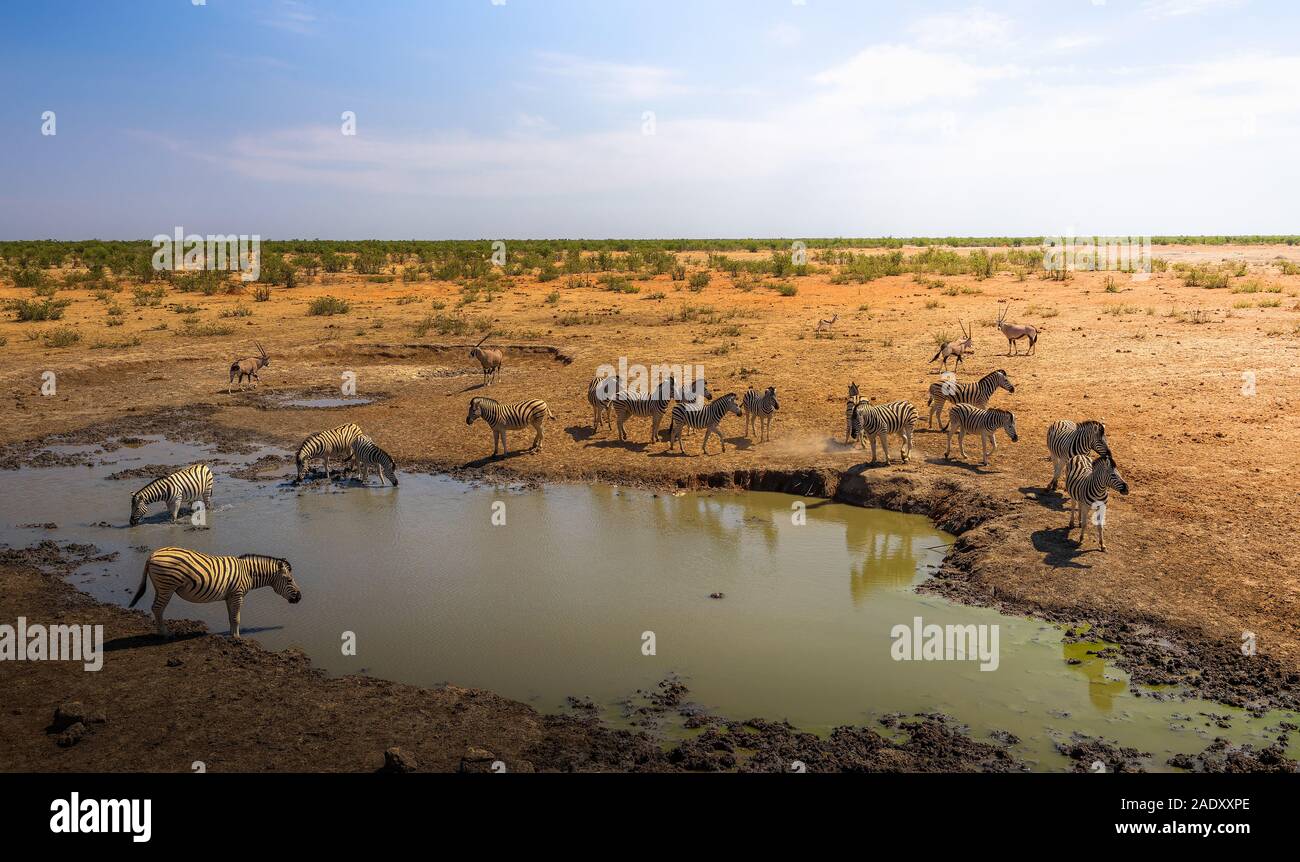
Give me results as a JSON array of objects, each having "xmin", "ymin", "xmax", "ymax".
[
  {"xmin": 1078, "ymin": 419, "xmax": 1104, "ymax": 431},
  {"xmin": 133, "ymin": 472, "xmax": 174, "ymax": 499},
  {"xmin": 470, "ymin": 395, "xmax": 498, "ymax": 407},
  {"xmin": 238, "ymin": 553, "xmax": 288, "ymax": 569}
]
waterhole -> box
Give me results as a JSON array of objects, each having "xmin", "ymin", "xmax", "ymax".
[{"xmin": 2, "ymin": 437, "xmax": 1295, "ymax": 771}]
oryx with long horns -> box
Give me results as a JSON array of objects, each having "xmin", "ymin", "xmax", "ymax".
[
  {"xmin": 929, "ymin": 321, "xmax": 974, "ymax": 372},
  {"xmin": 469, "ymin": 334, "xmax": 503, "ymax": 386},
  {"xmin": 228, "ymin": 341, "xmax": 270, "ymax": 393},
  {"xmin": 997, "ymin": 301, "xmax": 1040, "ymax": 356}
]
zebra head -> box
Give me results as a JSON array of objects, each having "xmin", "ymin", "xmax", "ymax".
[
  {"xmin": 1085, "ymin": 420, "xmax": 1111, "ymax": 457},
  {"xmin": 720, "ymin": 393, "xmax": 743, "ymax": 417},
  {"xmin": 271, "ymin": 559, "xmax": 302, "ymax": 604},
  {"xmin": 128, "ymin": 493, "xmax": 147, "ymax": 526},
  {"xmin": 1100, "ymin": 454, "xmax": 1129, "ymax": 495},
  {"xmin": 766, "ymin": 386, "xmax": 779, "ymax": 411},
  {"xmin": 992, "ymin": 369, "xmax": 1015, "ymax": 394},
  {"xmin": 382, "ymin": 452, "xmax": 399, "ymax": 486},
  {"xmin": 848, "ymin": 382, "xmax": 859, "ymax": 400},
  {"xmin": 465, "ymin": 397, "xmax": 484, "ymax": 425},
  {"xmin": 294, "ymin": 445, "xmax": 309, "ymax": 482},
  {"xmin": 1000, "ymin": 409, "xmax": 1019, "ymax": 442}
]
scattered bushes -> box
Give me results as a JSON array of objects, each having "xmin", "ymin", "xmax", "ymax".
[{"xmin": 308, "ymin": 295, "xmax": 351, "ymax": 316}]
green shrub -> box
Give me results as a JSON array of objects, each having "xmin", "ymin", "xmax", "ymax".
[
  {"xmin": 10, "ymin": 298, "xmax": 70, "ymax": 321},
  {"xmin": 308, "ymin": 295, "xmax": 350, "ymax": 316}
]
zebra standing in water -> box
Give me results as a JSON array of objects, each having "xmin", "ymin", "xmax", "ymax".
[
  {"xmin": 1047, "ymin": 420, "xmax": 1112, "ymax": 491},
  {"xmin": 351, "ymin": 434, "xmax": 398, "ymax": 486},
  {"xmin": 130, "ymin": 547, "xmax": 301, "ymax": 638},
  {"xmin": 296, "ymin": 423, "xmax": 363, "ymax": 482},
  {"xmin": 613, "ymin": 376, "xmax": 675, "ymax": 444},
  {"xmin": 852, "ymin": 400, "xmax": 917, "ymax": 464},
  {"xmin": 667, "ymin": 392, "xmax": 742, "ymax": 454},
  {"xmin": 129, "ymin": 463, "xmax": 213, "ymax": 526},
  {"xmin": 1065, "ymin": 454, "xmax": 1130, "ymax": 551},
  {"xmin": 926, "ymin": 369, "xmax": 1015, "ymax": 430},
  {"xmin": 587, "ymin": 374, "xmax": 622, "ymax": 432},
  {"xmin": 845, "ymin": 382, "xmax": 861, "ymax": 444},
  {"xmin": 742, "ymin": 386, "xmax": 780, "ymax": 442},
  {"xmin": 944, "ymin": 404, "xmax": 1019, "ymax": 465},
  {"xmin": 466, "ymin": 396, "xmax": 555, "ymax": 457}
]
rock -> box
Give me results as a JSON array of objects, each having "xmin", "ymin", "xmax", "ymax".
[
  {"xmin": 166, "ymin": 658, "xmax": 184, "ymax": 667},
  {"xmin": 57, "ymin": 722, "xmax": 87, "ymax": 747},
  {"xmin": 459, "ymin": 747, "xmax": 497, "ymax": 773},
  {"xmin": 709, "ymin": 592, "xmax": 725, "ymax": 599},
  {"xmin": 51, "ymin": 702, "xmax": 87, "ymax": 732},
  {"xmin": 380, "ymin": 747, "xmax": 418, "ymax": 773}
]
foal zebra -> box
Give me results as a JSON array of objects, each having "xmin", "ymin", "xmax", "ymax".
[
  {"xmin": 296, "ymin": 423, "xmax": 363, "ymax": 482},
  {"xmin": 742, "ymin": 386, "xmax": 780, "ymax": 442},
  {"xmin": 943, "ymin": 404, "xmax": 1019, "ymax": 466},
  {"xmin": 129, "ymin": 463, "xmax": 213, "ymax": 526},
  {"xmin": 852, "ymin": 400, "xmax": 917, "ymax": 464},
  {"xmin": 129, "ymin": 547, "xmax": 302, "ymax": 639},
  {"xmin": 845, "ymin": 382, "xmax": 861, "ymax": 444},
  {"xmin": 351, "ymin": 434, "xmax": 398, "ymax": 486},
  {"xmin": 1065, "ymin": 454, "xmax": 1130, "ymax": 551},
  {"xmin": 587, "ymin": 374, "xmax": 622, "ymax": 432},
  {"xmin": 466, "ymin": 396, "xmax": 555, "ymax": 457},
  {"xmin": 668, "ymin": 392, "xmax": 742, "ymax": 454},
  {"xmin": 926, "ymin": 369, "xmax": 1015, "ymax": 430},
  {"xmin": 613, "ymin": 377, "xmax": 675, "ymax": 444},
  {"xmin": 1047, "ymin": 420, "xmax": 1112, "ymax": 491}
]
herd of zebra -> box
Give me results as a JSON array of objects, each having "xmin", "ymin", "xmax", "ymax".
[{"xmin": 121, "ymin": 353, "xmax": 1129, "ymax": 639}]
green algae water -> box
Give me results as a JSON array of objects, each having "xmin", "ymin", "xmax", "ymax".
[{"xmin": 2, "ymin": 436, "xmax": 1295, "ymax": 771}]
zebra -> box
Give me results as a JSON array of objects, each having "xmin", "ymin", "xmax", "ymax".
[
  {"xmin": 852, "ymin": 400, "xmax": 917, "ymax": 464},
  {"xmin": 129, "ymin": 463, "xmax": 213, "ymax": 526},
  {"xmin": 296, "ymin": 423, "xmax": 363, "ymax": 482},
  {"xmin": 466, "ymin": 396, "xmax": 555, "ymax": 457},
  {"xmin": 587, "ymin": 374, "xmax": 622, "ymax": 432},
  {"xmin": 129, "ymin": 547, "xmax": 301, "ymax": 639},
  {"xmin": 943, "ymin": 404, "xmax": 1019, "ymax": 466},
  {"xmin": 742, "ymin": 386, "xmax": 780, "ymax": 442},
  {"xmin": 351, "ymin": 434, "xmax": 398, "ymax": 486},
  {"xmin": 667, "ymin": 392, "xmax": 742, "ymax": 454},
  {"xmin": 926, "ymin": 368, "xmax": 1015, "ymax": 430},
  {"xmin": 845, "ymin": 382, "xmax": 861, "ymax": 444},
  {"xmin": 1047, "ymin": 420, "xmax": 1113, "ymax": 491},
  {"xmin": 1065, "ymin": 453, "xmax": 1130, "ymax": 551},
  {"xmin": 613, "ymin": 376, "xmax": 676, "ymax": 444}
]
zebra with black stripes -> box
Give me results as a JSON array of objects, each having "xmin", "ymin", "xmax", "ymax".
[
  {"xmin": 351, "ymin": 434, "xmax": 398, "ymax": 486},
  {"xmin": 852, "ymin": 399, "xmax": 917, "ymax": 464},
  {"xmin": 587, "ymin": 374, "xmax": 622, "ymax": 432},
  {"xmin": 466, "ymin": 396, "xmax": 555, "ymax": 457},
  {"xmin": 613, "ymin": 376, "xmax": 675, "ymax": 444},
  {"xmin": 129, "ymin": 547, "xmax": 302, "ymax": 639},
  {"xmin": 926, "ymin": 369, "xmax": 1015, "ymax": 430},
  {"xmin": 943, "ymin": 404, "xmax": 1018, "ymax": 466},
  {"xmin": 1047, "ymin": 419, "xmax": 1112, "ymax": 491},
  {"xmin": 129, "ymin": 463, "xmax": 213, "ymax": 526},
  {"xmin": 742, "ymin": 386, "xmax": 780, "ymax": 442},
  {"xmin": 845, "ymin": 382, "xmax": 860, "ymax": 444},
  {"xmin": 1065, "ymin": 453, "xmax": 1130, "ymax": 551},
  {"xmin": 296, "ymin": 423, "xmax": 363, "ymax": 482},
  {"xmin": 667, "ymin": 392, "xmax": 742, "ymax": 454}
]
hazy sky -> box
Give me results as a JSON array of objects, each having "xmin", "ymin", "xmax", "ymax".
[{"xmin": 1, "ymin": 0, "xmax": 1296, "ymax": 239}]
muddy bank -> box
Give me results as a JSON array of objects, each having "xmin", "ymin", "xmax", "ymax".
[{"xmin": 0, "ymin": 543, "xmax": 1027, "ymax": 773}]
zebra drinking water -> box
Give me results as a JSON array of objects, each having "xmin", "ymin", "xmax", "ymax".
[
  {"xmin": 466, "ymin": 396, "xmax": 555, "ymax": 457},
  {"xmin": 926, "ymin": 369, "xmax": 1015, "ymax": 430},
  {"xmin": 296, "ymin": 423, "xmax": 363, "ymax": 482},
  {"xmin": 129, "ymin": 547, "xmax": 301, "ymax": 639},
  {"xmin": 129, "ymin": 463, "xmax": 213, "ymax": 526},
  {"xmin": 1047, "ymin": 420, "xmax": 1112, "ymax": 491},
  {"xmin": 1065, "ymin": 453, "xmax": 1130, "ymax": 551},
  {"xmin": 943, "ymin": 404, "xmax": 1018, "ymax": 466},
  {"xmin": 852, "ymin": 400, "xmax": 917, "ymax": 464},
  {"xmin": 351, "ymin": 434, "xmax": 398, "ymax": 486},
  {"xmin": 667, "ymin": 392, "xmax": 742, "ymax": 454},
  {"xmin": 742, "ymin": 386, "xmax": 780, "ymax": 442}
]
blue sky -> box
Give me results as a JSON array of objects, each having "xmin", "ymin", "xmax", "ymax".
[{"xmin": 1, "ymin": 0, "xmax": 1296, "ymax": 239}]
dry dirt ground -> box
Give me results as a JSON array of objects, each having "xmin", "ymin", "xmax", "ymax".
[{"xmin": 3, "ymin": 243, "xmax": 1299, "ymax": 770}]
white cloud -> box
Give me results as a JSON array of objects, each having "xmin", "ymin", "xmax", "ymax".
[
  {"xmin": 811, "ymin": 45, "xmax": 1018, "ymax": 109},
  {"xmin": 535, "ymin": 52, "xmax": 692, "ymax": 101},
  {"xmin": 1141, "ymin": 0, "xmax": 1243, "ymax": 19},
  {"xmin": 907, "ymin": 7, "xmax": 1014, "ymax": 48},
  {"xmin": 260, "ymin": 0, "xmax": 318, "ymax": 35}
]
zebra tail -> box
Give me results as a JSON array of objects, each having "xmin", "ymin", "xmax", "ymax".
[
  {"xmin": 128, "ymin": 560, "xmax": 150, "ymax": 609},
  {"xmin": 547, "ymin": 406, "xmax": 556, "ymax": 420}
]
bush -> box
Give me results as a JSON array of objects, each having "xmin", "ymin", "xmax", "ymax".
[
  {"xmin": 688, "ymin": 271, "xmax": 711, "ymax": 291},
  {"xmin": 132, "ymin": 285, "xmax": 165, "ymax": 307},
  {"xmin": 308, "ymin": 295, "xmax": 350, "ymax": 316},
  {"xmin": 253, "ymin": 284, "xmax": 272, "ymax": 302},
  {"xmin": 10, "ymin": 298, "xmax": 70, "ymax": 321},
  {"xmin": 42, "ymin": 326, "xmax": 81, "ymax": 347}
]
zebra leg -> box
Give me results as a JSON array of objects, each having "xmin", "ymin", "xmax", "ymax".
[
  {"xmin": 980, "ymin": 433, "xmax": 990, "ymax": 466},
  {"xmin": 715, "ymin": 425, "xmax": 725, "ymax": 453},
  {"xmin": 151, "ymin": 589, "xmax": 174, "ymax": 638},
  {"xmin": 1097, "ymin": 519, "xmax": 1106, "ymax": 551},
  {"xmin": 958, "ymin": 428, "xmax": 969, "ymax": 460},
  {"xmin": 168, "ymin": 497, "xmax": 181, "ymax": 523},
  {"xmin": 882, "ymin": 434, "xmax": 891, "ymax": 464},
  {"xmin": 532, "ymin": 419, "xmax": 544, "ymax": 450},
  {"xmin": 1048, "ymin": 458, "xmax": 1062, "ymax": 491},
  {"xmin": 226, "ymin": 593, "xmax": 243, "ymax": 638},
  {"xmin": 944, "ymin": 427, "xmax": 953, "ymax": 459}
]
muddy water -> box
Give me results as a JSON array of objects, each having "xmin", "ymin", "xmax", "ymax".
[{"xmin": 3, "ymin": 437, "xmax": 1296, "ymax": 771}]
